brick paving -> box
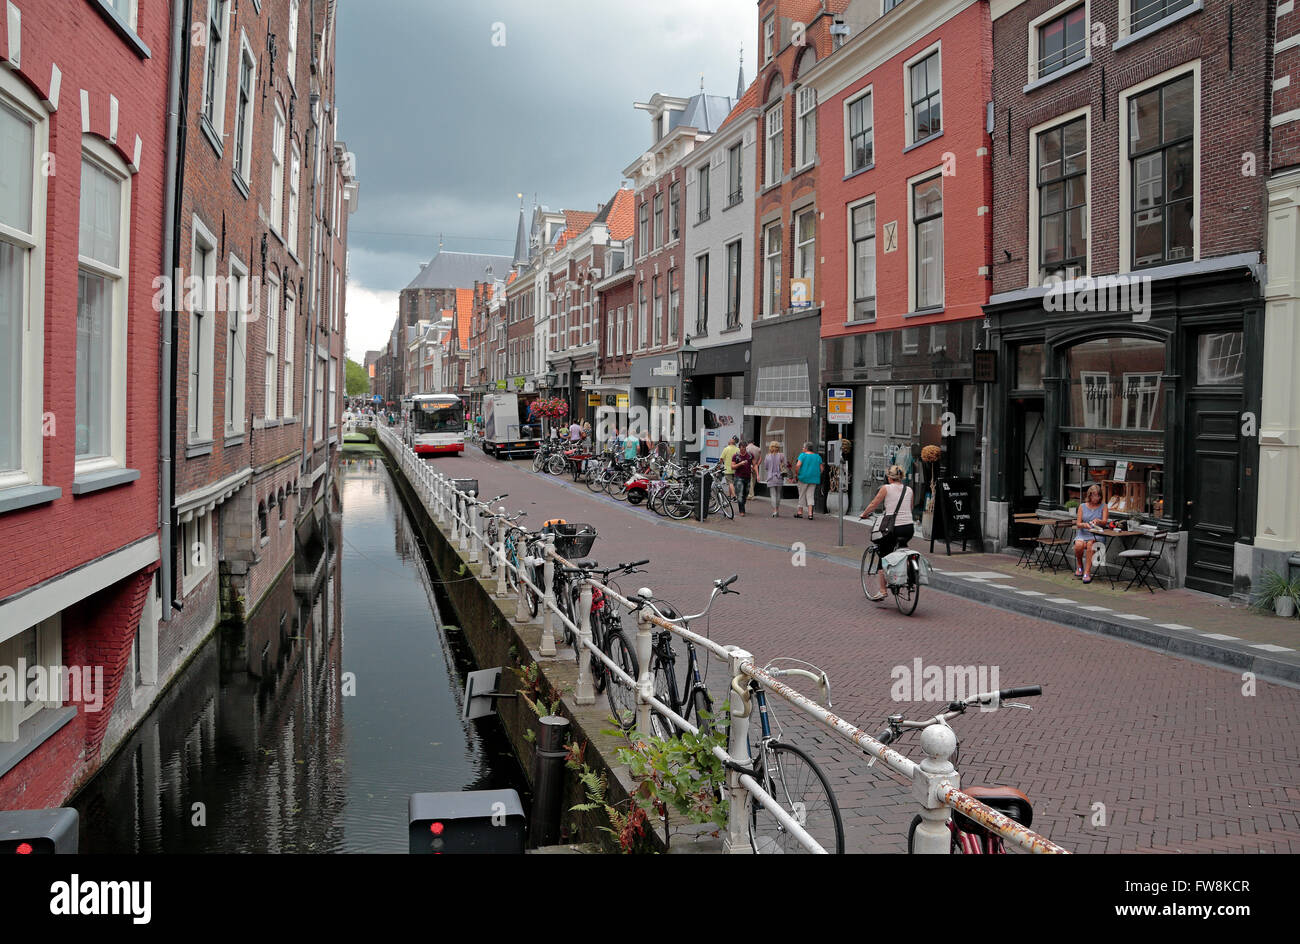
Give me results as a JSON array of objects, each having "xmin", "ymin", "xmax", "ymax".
[{"xmin": 424, "ymin": 447, "xmax": 1300, "ymax": 853}]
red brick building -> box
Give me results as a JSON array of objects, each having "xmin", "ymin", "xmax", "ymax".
[
  {"xmin": 806, "ymin": 0, "xmax": 993, "ymax": 514},
  {"xmin": 983, "ymin": 0, "xmax": 1270, "ymax": 596},
  {"xmin": 0, "ymin": 0, "xmax": 170, "ymax": 807}
]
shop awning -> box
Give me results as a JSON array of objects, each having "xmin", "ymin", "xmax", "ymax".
[
  {"xmin": 586, "ymin": 383, "xmax": 630, "ymax": 393},
  {"xmin": 745, "ymin": 405, "xmax": 812, "ymax": 418}
]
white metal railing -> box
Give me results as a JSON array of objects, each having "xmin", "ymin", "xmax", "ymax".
[{"xmin": 376, "ymin": 425, "xmax": 1068, "ymax": 855}]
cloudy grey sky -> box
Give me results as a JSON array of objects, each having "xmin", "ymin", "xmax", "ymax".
[{"xmin": 337, "ymin": 0, "xmax": 754, "ymax": 360}]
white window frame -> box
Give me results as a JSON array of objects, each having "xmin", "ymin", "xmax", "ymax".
[
  {"xmin": 283, "ymin": 291, "xmax": 295, "ymax": 418},
  {"xmin": 180, "ymin": 510, "xmax": 213, "ymax": 596},
  {"xmin": 844, "ymin": 87, "xmax": 874, "ymax": 174},
  {"xmin": 1119, "ymin": 0, "xmax": 1200, "ymax": 44},
  {"xmin": 764, "ymin": 15, "xmax": 776, "ymax": 63},
  {"xmin": 225, "ymin": 254, "xmax": 248, "ymax": 434},
  {"xmin": 1028, "ymin": 106, "xmax": 1091, "ymax": 287},
  {"xmin": 264, "ymin": 275, "xmax": 279, "ymax": 419},
  {"xmin": 1121, "ymin": 372, "xmax": 1162, "ymax": 430},
  {"xmin": 76, "ymin": 137, "xmax": 132, "ymax": 474},
  {"xmin": 0, "ymin": 71, "xmax": 48, "ymax": 492},
  {"xmin": 270, "ymin": 104, "xmax": 285, "ymax": 237},
  {"xmin": 907, "ymin": 168, "xmax": 944, "ymax": 313},
  {"xmin": 187, "ymin": 218, "xmax": 217, "ymax": 444},
  {"xmin": 0, "ymin": 615, "xmax": 61, "ymax": 742},
  {"xmin": 1117, "ymin": 61, "xmax": 1199, "ymax": 275},
  {"xmin": 1028, "ymin": 0, "xmax": 1091, "ymax": 85},
  {"xmin": 903, "ymin": 42, "xmax": 942, "ymax": 148},
  {"xmin": 1080, "ymin": 371, "xmax": 1110, "ymax": 428},
  {"xmin": 638, "ymin": 282, "xmax": 648, "ymax": 350},
  {"xmin": 765, "ymin": 104, "xmax": 784, "ymax": 188},
  {"xmin": 794, "ymin": 206, "xmax": 816, "ymax": 297},
  {"xmin": 796, "ymin": 86, "xmax": 817, "ymax": 171},
  {"xmin": 287, "ymin": 0, "xmax": 300, "ymax": 86},
  {"xmin": 200, "ymin": 0, "xmax": 232, "ymax": 138},
  {"xmin": 848, "ymin": 197, "xmax": 877, "ymax": 323},
  {"xmin": 763, "ymin": 220, "xmax": 783, "ymax": 318},
  {"xmin": 233, "ymin": 34, "xmax": 257, "ymax": 184},
  {"xmin": 287, "ymin": 145, "xmax": 301, "ymax": 255}
]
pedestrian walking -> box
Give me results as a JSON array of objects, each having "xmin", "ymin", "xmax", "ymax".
[
  {"xmin": 793, "ymin": 442, "xmax": 822, "ymax": 520},
  {"xmin": 762, "ymin": 441, "xmax": 786, "ymax": 516},
  {"xmin": 568, "ymin": 420, "xmax": 582, "ymax": 442},
  {"xmin": 719, "ymin": 436, "xmax": 740, "ymax": 498},
  {"xmin": 732, "ymin": 440, "xmax": 753, "ymax": 516}
]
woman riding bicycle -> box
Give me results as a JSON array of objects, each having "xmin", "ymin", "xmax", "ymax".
[{"xmin": 858, "ymin": 465, "xmax": 915, "ymax": 602}]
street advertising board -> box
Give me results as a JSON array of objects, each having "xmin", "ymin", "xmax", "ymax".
[
  {"xmin": 701, "ymin": 398, "xmax": 743, "ymax": 465},
  {"xmin": 930, "ymin": 477, "xmax": 981, "ymax": 555},
  {"xmin": 827, "ymin": 388, "xmax": 853, "ymax": 425}
]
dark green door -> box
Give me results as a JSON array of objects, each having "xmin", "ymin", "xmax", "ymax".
[{"xmin": 1183, "ymin": 396, "xmax": 1241, "ymax": 595}]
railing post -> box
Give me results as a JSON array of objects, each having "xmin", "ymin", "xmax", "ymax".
[
  {"xmin": 450, "ymin": 488, "xmax": 461, "ymax": 544},
  {"xmin": 466, "ymin": 492, "xmax": 479, "ymax": 563},
  {"xmin": 539, "ymin": 541, "xmax": 557, "ymax": 657},
  {"xmin": 479, "ymin": 513, "xmax": 494, "ymax": 579},
  {"xmin": 724, "ymin": 646, "xmax": 754, "ymax": 855},
  {"xmin": 635, "ymin": 603, "xmax": 655, "ymax": 736},
  {"xmin": 514, "ymin": 544, "xmax": 530, "ymax": 623},
  {"xmin": 457, "ymin": 492, "xmax": 469, "ymax": 552},
  {"xmin": 574, "ymin": 579, "xmax": 595, "ymax": 705},
  {"xmin": 910, "ymin": 725, "xmax": 960, "ymax": 855},
  {"xmin": 495, "ymin": 508, "xmax": 509, "ymax": 598}
]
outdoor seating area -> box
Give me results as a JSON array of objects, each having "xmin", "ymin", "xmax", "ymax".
[{"xmin": 1013, "ymin": 512, "xmax": 1170, "ymax": 592}]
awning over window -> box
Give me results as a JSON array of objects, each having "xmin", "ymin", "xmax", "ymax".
[{"xmin": 744, "ymin": 405, "xmax": 812, "ymax": 418}]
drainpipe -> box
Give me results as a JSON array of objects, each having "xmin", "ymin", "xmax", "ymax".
[
  {"xmin": 980, "ymin": 320, "xmax": 991, "ymax": 550},
  {"xmin": 159, "ymin": 0, "xmax": 193, "ymax": 621},
  {"xmin": 301, "ymin": 3, "xmax": 323, "ymax": 541}
]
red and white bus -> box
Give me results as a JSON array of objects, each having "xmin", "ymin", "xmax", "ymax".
[{"xmin": 406, "ymin": 393, "xmax": 465, "ymax": 455}]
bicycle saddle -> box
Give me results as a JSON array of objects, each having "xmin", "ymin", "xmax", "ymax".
[{"xmin": 957, "ymin": 786, "xmax": 1033, "ymax": 831}]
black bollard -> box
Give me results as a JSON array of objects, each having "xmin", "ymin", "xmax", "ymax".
[{"xmin": 529, "ymin": 715, "xmax": 571, "ymax": 847}]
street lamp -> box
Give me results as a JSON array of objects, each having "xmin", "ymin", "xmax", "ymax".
[{"xmin": 677, "ymin": 335, "xmax": 699, "ymax": 458}]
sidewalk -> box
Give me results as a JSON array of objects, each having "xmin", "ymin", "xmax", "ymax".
[{"xmin": 515, "ymin": 460, "xmax": 1300, "ymax": 685}]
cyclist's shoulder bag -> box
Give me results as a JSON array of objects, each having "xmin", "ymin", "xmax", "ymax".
[{"xmin": 879, "ymin": 486, "xmax": 907, "ymax": 538}]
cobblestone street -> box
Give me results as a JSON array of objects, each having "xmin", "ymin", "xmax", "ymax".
[{"xmin": 433, "ymin": 447, "xmax": 1300, "ymax": 853}]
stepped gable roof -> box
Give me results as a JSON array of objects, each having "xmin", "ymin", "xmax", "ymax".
[{"xmin": 403, "ymin": 250, "xmax": 513, "ymax": 291}]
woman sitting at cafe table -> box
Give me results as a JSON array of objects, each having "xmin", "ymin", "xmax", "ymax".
[{"xmin": 1073, "ymin": 484, "xmax": 1109, "ymax": 584}]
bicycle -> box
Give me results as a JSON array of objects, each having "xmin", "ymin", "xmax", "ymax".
[
  {"xmin": 866, "ymin": 685, "xmax": 1043, "ymax": 854},
  {"xmin": 859, "ymin": 513, "xmax": 925, "ymax": 616},
  {"xmin": 555, "ymin": 559, "xmax": 650, "ymax": 730},
  {"xmin": 633, "ymin": 576, "xmax": 739, "ymax": 740},
  {"xmin": 730, "ymin": 659, "xmax": 845, "ymax": 854}
]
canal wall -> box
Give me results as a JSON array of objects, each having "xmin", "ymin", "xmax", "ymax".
[{"xmin": 378, "ymin": 443, "xmax": 665, "ymax": 853}]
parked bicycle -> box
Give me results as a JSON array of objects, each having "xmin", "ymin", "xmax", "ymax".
[
  {"xmin": 729, "ymin": 658, "xmax": 845, "ymax": 854},
  {"xmin": 866, "ymin": 685, "xmax": 1043, "ymax": 854}
]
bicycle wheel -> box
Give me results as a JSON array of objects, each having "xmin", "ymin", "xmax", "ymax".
[
  {"xmin": 524, "ymin": 563, "xmax": 540, "ymax": 618},
  {"xmin": 608, "ymin": 477, "xmax": 630, "ymax": 502},
  {"xmin": 647, "ymin": 652, "xmax": 678, "ymax": 739},
  {"xmin": 546, "ymin": 454, "xmax": 567, "ymax": 476},
  {"xmin": 894, "ymin": 577, "xmax": 919, "ymax": 616},
  {"xmin": 604, "ymin": 632, "xmax": 639, "ymax": 730},
  {"xmin": 585, "ymin": 462, "xmax": 607, "ymax": 492},
  {"xmin": 692, "ymin": 687, "xmax": 714, "ymax": 737},
  {"xmin": 531, "ymin": 451, "xmax": 546, "ymax": 473},
  {"xmin": 715, "ymin": 489, "xmax": 734, "ymax": 520},
  {"xmin": 860, "ymin": 547, "xmax": 881, "ymax": 600},
  {"xmin": 748, "ymin": 742, "xmax": 844, "ymax": 854},
  {"xmin": 666, "ymin": 489, "xmax": 696, "ymax": 521}
]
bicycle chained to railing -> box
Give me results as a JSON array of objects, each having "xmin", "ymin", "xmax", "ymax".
[{"xmin": 378, "ymin": 425, "xmax": 1069, "ymax": 855}]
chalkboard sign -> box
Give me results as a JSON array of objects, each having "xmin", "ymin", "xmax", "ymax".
[{"xmin": 930, "ymin": 477, "xmax": 981, "ymax": 555}]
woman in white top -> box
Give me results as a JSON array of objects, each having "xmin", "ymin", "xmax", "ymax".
[{"xmin": 857, "ymin": 465, "xmax": 916, "ymax": 601}]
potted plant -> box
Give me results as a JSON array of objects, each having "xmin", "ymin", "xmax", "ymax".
[{"xmin": 1255, "ymin": 568, "xmax": 1300, "ymax": 618}]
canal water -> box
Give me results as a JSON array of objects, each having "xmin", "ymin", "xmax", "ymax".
[{"xmin": 73, "ymin": 455, "xmax": 527, "ymax": 853}]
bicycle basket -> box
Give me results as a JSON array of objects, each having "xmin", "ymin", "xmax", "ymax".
[{"xmin": 546, "ymin": 522, "xmax": 597, "ymax": 558}]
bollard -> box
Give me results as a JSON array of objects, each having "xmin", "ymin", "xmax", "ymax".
[
  {"xmin": 910, "ymin": 724, "xmax": 960, "ymax": 854},
  {"xmin": 724, "ymin": 646, "xmax": 754, "ymax": 855},
  {"xmin": 467, "ymin": 492, "xmax": 479, "ymax": 563},
  {"xmin": 495, "ymin": 508, "xmax": 509, "ymax": 598},
  {"xmin": 635, "ymin": 604, "xmax": 655, "ymax": 736},
  {"xmin": 539, "ymin": 544, "xmax": 557, "ymax": 657},
  {"xmin": 529, "ymin": 715, "xmax": 571, "ymax": 848},
  {"xmin": 574, "ymin": 579, "xmax": 595, "ymax": 705}
]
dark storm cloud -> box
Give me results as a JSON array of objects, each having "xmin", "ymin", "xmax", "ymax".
[{"xmin": 336, "ymin": 0, "xmax": 751, "ymax": 299}]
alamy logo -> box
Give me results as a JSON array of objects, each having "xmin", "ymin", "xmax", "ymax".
[
  {"xmin": 1042, "ymin": 274, "xmax": 1151, "ymax": 323},
  {"xmin": 50, "ymin": 875, "xmax": 151, "ymax": 925},
  {"xmin": 0, "ymin": 661, "xmax": 104, "ymax": 713},
  {"xmin": 890, "ymin": 658, "xmax": 1000, "ymax": 708}
]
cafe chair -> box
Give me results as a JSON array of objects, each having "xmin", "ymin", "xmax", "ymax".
[
  {"xmin": 1110, "ymin": 529, "xmax": 1169, "ymax": 593},
  {"xmin": 1012, "ymin": 513, "xmax": 1041, "ymax": 568},
  {"xmin": 1035, "ymin": 520, "xmax": 1073, "ymax": 574}
]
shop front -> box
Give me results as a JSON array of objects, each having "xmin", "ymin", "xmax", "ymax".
[
  {"xmin": 630, "ymin": 355, "xmax": 683, "ymax": 453},
  {"xmin": 682, "ymin": 340, "xmax": 750, "ymax": 462},
  {"xmin": 986, "ymin": 261, "xmax": 1262, "ymax": 596},
  {"xmin": 821, "ymin": 320, "xmax": 982, "ymax": 522},
  {"xmin": 748, "ymin": 309, "xmax": 821, "ymax": 468}
]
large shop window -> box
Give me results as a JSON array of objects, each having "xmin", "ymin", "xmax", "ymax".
[{"xmin": 1061, "ymin": 336, "xmax": 1165, "ymax": 516}]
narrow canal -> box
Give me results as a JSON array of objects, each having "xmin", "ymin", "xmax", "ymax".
[{"xmin": 73, "ymin": 455, "xmax": 527, "ymax": 853}]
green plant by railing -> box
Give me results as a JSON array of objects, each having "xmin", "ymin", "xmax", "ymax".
[{"xmin": 1254, "ymin": 568, "xmax": 1300, "ymax": 617}]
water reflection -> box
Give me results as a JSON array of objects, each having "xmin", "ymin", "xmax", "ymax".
[{"xmin": 74, "ymin": 456, "xmax": 526, "ymax": 853}]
